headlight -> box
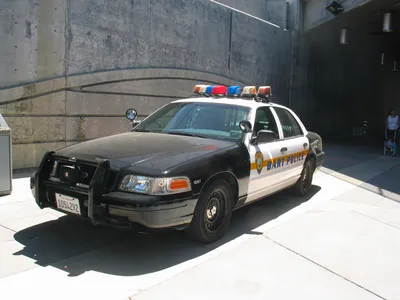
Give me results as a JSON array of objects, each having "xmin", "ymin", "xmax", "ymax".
[{"xmin": 118, "ymin": 175, "xmax": 192, "ymax": 195}]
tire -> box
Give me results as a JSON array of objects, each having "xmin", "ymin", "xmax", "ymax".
[
  {"xmin": 187, "ymin": 179, "xmax": 233, "ymax": 244},
  {"xmin": 293, "ymin": 158, "xmax": 314, "ymax": 197}
]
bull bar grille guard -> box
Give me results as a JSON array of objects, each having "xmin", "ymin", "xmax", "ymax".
[{"xmin": 35, "ymin": 151, "xmax": 118, "ymax": 225}]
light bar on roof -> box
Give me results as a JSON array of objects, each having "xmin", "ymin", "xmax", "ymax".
[
  {"xmin": 257, "ymin": 86, "xmax": 272, "ymax": 98},
  {"xmin": 205, "ymin": 86, "xmax": 214, "ymax": 95},
  {"xmin": 206, "ymin": 85, "xmax": 227, "ymax": 96},
  {"xmin": 193, "ymin": 85, "xmax": 210, "ymax": 95},
  {"xmin": 227, "ymin": 86, "xmax": 241, "ymax": 97},
  {"xmin": 241, "ymin": 86, "xmax": 257, "ymax": 98}
]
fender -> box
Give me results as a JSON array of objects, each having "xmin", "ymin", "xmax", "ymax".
[
  {"xmin": 306, "ymin": 131, "xmax": 324, "ymax": 170},
  {"xmin": 307, "ymin": 131, "xmax": 323, "ymax": 152},
  {"xmin": 306, "ymin": 132, "xmax": 319, "ymax": 159},
  {"xmin": 198, "ymin": 170, "xmax": 239, "ymax": 196},
  {"xmin": 183, "ymin": 143, "xmax": 249, "ymax": 199}
]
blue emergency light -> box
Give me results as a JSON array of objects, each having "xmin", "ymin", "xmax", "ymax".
[
  {"xmin": 206, "ymin": 85, "xmax": 227, "ymax": 96},
  {"xmin": 227, "ymin": 86, "xmax": 241, "ymax": 97},
  {"xmin": 205, "ymin": 86, "xmax": 214, "ymax": 95}
]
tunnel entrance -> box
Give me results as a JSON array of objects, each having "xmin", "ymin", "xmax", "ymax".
[{"xmin": 303, "ymin": 0, "xmax": 400, "ymax": 146}]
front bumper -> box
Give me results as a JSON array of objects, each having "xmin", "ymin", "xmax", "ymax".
[{"xmin": 31, "ymin": 152, "xmax": 197, "ymax": 230}]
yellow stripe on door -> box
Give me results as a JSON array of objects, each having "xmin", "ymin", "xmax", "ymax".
[{"xmin": 250, "ymin": 150, "xmax": 309, "ymax": 171}]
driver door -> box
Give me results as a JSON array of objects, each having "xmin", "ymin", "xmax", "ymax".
[{"xmin": 245, "ymin": 106, "xmax": 287, "ymax": 204}]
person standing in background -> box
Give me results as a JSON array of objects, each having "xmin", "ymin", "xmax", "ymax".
[{"xmin": 385, "ymin": 109, "xmax": 399, "ymax": 140}]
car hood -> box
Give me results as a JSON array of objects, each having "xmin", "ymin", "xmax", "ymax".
[{"xmin": 56, "ymin": 132, "xmax": 236, "ymax": 170}]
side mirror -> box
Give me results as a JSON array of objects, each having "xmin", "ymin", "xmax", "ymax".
[
  {"xmin": 125, "ymin": 108, "xmax": 137, "ymax": 121},
  {"xmin": 239, "ymin": 120, "xmax": 252, "ymax": 133},
  {"xmin": 252, "ymin": 130, "xmax": 277, "ymax": 144}
]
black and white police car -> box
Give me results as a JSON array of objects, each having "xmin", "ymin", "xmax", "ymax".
[{"xmin": 31, "ymin": 84, "xmax": 324, "ymax": 243}]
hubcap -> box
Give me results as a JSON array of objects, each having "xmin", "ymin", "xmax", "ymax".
[
  {"xmin": 204, "ymin": 190, "xmax": 226, "ymax": 232},
  {"xmin": 207, "ymin": 204, "xmax": 218, "ymax": 220}
]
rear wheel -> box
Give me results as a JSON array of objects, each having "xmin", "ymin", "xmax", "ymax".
[
  {"xmin": 293, "ymin": 158, "xmax": 314, "ymax": 197},
  {"xmin": 187, "ymin": 179, "xmax": 233, "ymax": 243}
]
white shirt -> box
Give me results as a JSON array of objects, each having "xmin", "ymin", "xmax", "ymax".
[{"xmin": 388, "ymin": 115, "xmax": 399, "ymax": 130}]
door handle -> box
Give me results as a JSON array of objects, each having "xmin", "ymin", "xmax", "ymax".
[
  {"xmin": 281, "ymin": 147, "xmax": 288, "ymax": 152},
  {"xmin": 303, "ymin": 143, "xmax": 308, "ymax": 148}
]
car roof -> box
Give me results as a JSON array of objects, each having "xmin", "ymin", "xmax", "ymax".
[{"xmin": 172, "ymin": 97, "xmax": 288, "ymax": 110}]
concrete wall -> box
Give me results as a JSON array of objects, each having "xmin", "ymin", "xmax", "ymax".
[
  {"xmin": 0, "ymin": 0, "xmax": 67, "ymax": 88},
  {"xmin": 215, "ymin": 0, "xmax": 301, "ymax": 31},
  {"xmin": 210, "ymin": 0, "xmax": 270, "ymax": 22},
  {"xmin": 0, "ymin": 0, "xmax": 293, "ymax": 169}
]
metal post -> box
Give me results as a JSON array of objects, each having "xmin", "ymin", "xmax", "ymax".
[{"xmin": 0, "ymin": 113, "xmax": 12, "ymax": 196}]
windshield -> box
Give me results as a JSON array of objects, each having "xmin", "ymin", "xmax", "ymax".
[{"xmin": 134, "ymin": 102, "xmax": 250, "ymax": 142}]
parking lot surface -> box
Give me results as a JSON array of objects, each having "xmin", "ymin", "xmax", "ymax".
[{"xmin": 1, "ymin": 145, "xmax": 399, "ymax": 300}]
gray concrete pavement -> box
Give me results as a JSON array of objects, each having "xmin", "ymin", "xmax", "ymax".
[{"xmin": 0, "ymin": 146, "xmax": 399, "ymax": 300}]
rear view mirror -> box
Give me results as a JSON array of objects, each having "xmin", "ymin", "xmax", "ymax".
[
  {"xmin": 125, "ymin": 108, "xmax": 137, "ymax": 121},
  {"xmin": 239, "ymin": 120, "xmax": 252, "ymax": 133}
]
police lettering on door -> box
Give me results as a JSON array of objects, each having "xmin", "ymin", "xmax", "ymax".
[
  {"xmin": 267, "ymin": 150, "xmax": 308, "ymax": 170},
  {"xmin": 253, "ymin": 150, "xmax": 309, "ymax": 173}
]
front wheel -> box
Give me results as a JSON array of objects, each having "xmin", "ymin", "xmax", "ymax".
[
  {"xmin": 293, "ymin": 159, "xmax": 314, "ymax": 197},
  {"xmin": 187, "ymin": 179, "xmax": 233, "ymax": 244}
]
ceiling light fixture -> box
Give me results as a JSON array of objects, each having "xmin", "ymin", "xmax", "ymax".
[
  {"xmin": 383, "ymin": 12, "xmax": 393, "ymax": 32},
  {"xmin": 326, "ymin": 1, "xmax": 344, "ymax": 16},
  {"xmin": 340, "ymin": 28, "xmax": 348, "ymax": 44}
]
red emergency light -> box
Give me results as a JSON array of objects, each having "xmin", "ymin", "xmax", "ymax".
[
  {"xmin": 257, "ymin": 86, "xmax": 272, "ymax": 98},
  {"xmin": 206, "ymin": 85, "xmax": 227, "ymax": 96}
]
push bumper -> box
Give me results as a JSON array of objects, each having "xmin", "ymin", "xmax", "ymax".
[{"xmin": 31, "ymin": 152, "xmax": 197, "ymax": 230}]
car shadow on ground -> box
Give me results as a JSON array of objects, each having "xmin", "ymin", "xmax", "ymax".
[{"xmin": 13, "ymin": 185, "xmax": 321, "ymax": 277}]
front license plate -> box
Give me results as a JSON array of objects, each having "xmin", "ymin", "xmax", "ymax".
[{"xmin": 55, "ymin": 193, "xmax": 81, "ymax": 215}]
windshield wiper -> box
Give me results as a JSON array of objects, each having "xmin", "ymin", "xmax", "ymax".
[
  {"xmin": 133, "ymin": 128, "xmax": 153, "ymax": 133},
  {"xmin": 167, "ymin": 131, "xmax": 205, "ymax": 138}
]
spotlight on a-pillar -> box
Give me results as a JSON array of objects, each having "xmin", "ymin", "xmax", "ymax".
[{"xmin": 326, "ymin": 1, "xmax": 344, "ymax": 16}]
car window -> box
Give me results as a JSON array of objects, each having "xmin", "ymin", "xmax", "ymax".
[
  {"xmin": 253, "ymin": 107, "xmax": 279, "ymax": 137},
  {"xmin": 273, "ymin": 107, "xmax": 303, "ymax": 138},
  {"xmin": 134, "ymin": 102, "xmax": 250, "ymax": 142}
]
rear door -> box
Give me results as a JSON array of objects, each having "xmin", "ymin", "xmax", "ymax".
[{"xmin": 271, "ymin": 106, "xmax": 309, "ymax": 185}]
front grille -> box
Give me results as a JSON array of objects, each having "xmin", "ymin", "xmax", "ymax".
[
  {"xmin": 51, "ymin": 157, "xmax": 98, "ymax": 187},
  {"xmin": 45, "ymin": 155, "xmax": 119, "ymax": 198}
]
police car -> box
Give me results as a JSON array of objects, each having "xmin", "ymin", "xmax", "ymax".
[{"xmin": 30, "ymin": 84, "xmax": 324, "ymax": 243}]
